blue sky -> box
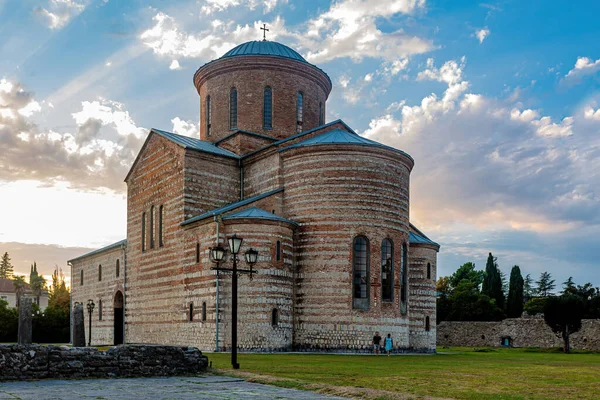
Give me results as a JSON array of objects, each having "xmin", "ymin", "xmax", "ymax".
[{"xmin": 1, "ymin": 0, "xmax": 599, "ymax": 289}]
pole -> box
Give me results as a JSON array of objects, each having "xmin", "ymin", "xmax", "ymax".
[
  {"xmin": 231, "ymin": 254, "xmax": 239, "ymax": 369},
  {"xmin": 215, "ymin": 271, "xmax": 220, "ymax": 352},
  {"xmin": 88, "ymin": 308, "xmax": 92, "ymax": 347}
]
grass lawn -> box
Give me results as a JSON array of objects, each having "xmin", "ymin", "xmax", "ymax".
[{"xmin": 207, "ymin": 347, "xmax": 600, "ymax": 400}]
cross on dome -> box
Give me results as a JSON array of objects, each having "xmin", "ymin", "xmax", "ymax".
[{"xmin": 260, "ymin": 23, "xmax": 269, "ymax": 41}]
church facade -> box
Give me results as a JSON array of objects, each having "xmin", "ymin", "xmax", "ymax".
[{"xmin": 69, "ymin": 40, "xmax": 440, "ymax": 353}]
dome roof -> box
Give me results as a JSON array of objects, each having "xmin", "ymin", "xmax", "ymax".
[{"xmin": 221, "ymin": 40, "xmax": 307, "ymax": 63}]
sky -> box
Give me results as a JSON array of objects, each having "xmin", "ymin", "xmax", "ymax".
[{"xmin": 0, "ymin": 0, "xmax": 599, "ymax": 289}]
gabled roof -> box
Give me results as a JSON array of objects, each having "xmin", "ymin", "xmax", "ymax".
[
  {"xmin": 280, "ymin": 128, "xmax": 413, "ymax": 161},
  {"xmin": 181, "ymin": 187, "xmax": 284, "ymax": 226},
  {"xmin": 125, "ymin": 129, "xmax": 240, "ymax": 182},
  {"xmin": 68, "ymin": 239, "xmax": 127, "ymax": 264},
  {"xmin": 222, "ymin": 206, "xmax": 298, "ymax": 226},
  {"xmin": 214, "ymin": 129, "xmax": 278, "ymax": 145},
  {"xmin": 409, "ymin": 224, "xmax": 440, "ymax": 248}
]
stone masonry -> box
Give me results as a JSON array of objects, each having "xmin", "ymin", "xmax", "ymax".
[{"xmin": 69, "ymin": 40, "xmax": 440, "ymax": 353}]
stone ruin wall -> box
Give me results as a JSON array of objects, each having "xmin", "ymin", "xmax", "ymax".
[
  {"xmin": 437, "ymin": 317, "xmax": 600, "ymax": 351},
  {"xmin": 0, "ymin": 344, "xmax": 208, "ymax": 381}
]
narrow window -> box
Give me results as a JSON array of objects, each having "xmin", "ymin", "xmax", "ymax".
[
  {"xmin": 425, "ymin": 316, "xmax": 430, "ymax": 332},
  {"xmin": 150, "ymin": 205, "xmax": 155, "ymax": 249},
  {"xmin": 159, "ymin": 205, "xmax": 164, "ymax": 247},
  {"xmin": 319, "ymin": 101, "xmax": 323, "ymax": 125},
  {"xmin": 202, "ymin": 302, "xmax": 207, "ymax": 322},
  {"xmin": 196, "ymin": 243, "xmax": 200, "ymax": 263},
  {"xmin": 80, "ymin": 270, "xmax": 84, "ymax": 286},
  {"xmin": 401, "ymin": 242, "xmax": 408, "ymax": 311},
  {"xmin": 352, "ymin": 236, "xmax": 369, "ymax": 310},
  {"xmin": 141, "ymin": 212, "xmax": 146, "ymax": 252},
  {"xmin": 229, "ymin": 88, "xmax": 237, "ymax": 129},
  {"xmin": 189, "ymin": 302, "xmax": 194, "ymax": 322},
  {"xmin": 99, "ymin": 300, "xmax": 102, "ymax": 321},
  {"xmin": 263, "ymin": 87, "xmax": 272, "ymax": 129},
  {"xmin": 116, "ymin": 259, "xmax": 120, "ymax": 278},
  {"xmin": 427, "ymin": 262, "xmax": 431, "ymax": 280},
  {"xmin": 296, "ymin": 92, "xmax": 303, "ymax": 133},
  {"xmin": 381, "ymin": 239, "xmax": 393, "ymax": 302},
  {"xmin": 98, "ymin": 264, "xmax": 102, "ymax": 281},
  {"xmin": 271, "ymin": 308, "xmax": 279, "ymax": 327},
  {"xmin": 276, "ymin": 240, "xmax": 281, "ymax": 261},
  {"xmin": 206, "ymin": 95, "xmax": 211, "ymax": 136}
]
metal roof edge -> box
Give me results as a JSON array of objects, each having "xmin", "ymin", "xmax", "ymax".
[
  {"xmin": 152, "ymin": 128, "xmax": 240, "ymax": 160},
  {"xmin": 68, "ymin": 239, "xmax": 127, "ymax": 264},
  {"xmin": 214, "ymin": 130, "xmax": 278, "ymax": 145},
  {"xmin": 180, "ymin": 187, "xmax": 285, "ymax": 226}
]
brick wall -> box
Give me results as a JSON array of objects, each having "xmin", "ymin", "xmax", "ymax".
[{"xmin": 407, "ymin": 244, "xmax": 437, "ymax": 351}]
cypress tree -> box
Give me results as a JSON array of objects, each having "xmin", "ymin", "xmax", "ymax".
[
  {"xmin": 0, "ymin": 252, "xmax": 14, "ymax": 279},
  {"xmin": 507, "ymin": 265, "xmax": 524, "ymax": 317},
  {"xmin": 482, "ymin": 252, "xmax": 504, "ymax": 309}
]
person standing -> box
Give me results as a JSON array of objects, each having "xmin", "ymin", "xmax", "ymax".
[
  {"xmin": 372, "ymin": 331, "xmax": 382, "ymax": 355},
  {"xmin": 384, "ymin": 333, "xmax": 393, "ymax": 356}
]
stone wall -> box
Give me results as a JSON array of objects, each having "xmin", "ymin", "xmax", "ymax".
[
  {"xmin": 0, "ymin": 345, "xmax": 208, "ymax": 381},
  {"xmin": 437, "ymin": 317, "xmax": 600, "ymax": 351}
]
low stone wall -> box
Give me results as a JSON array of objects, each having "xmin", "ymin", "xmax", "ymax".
[
  {"xmin": 437, "ymin": 317, "xmax": 600, "ymax": 351},
  {"xmin": 0, "ymin": 344, "xmax": 209, "ymax": 381}
]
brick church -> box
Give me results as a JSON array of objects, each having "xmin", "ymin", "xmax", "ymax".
[{"xmin": 69, "ymin": 39, "xmax": 440, "ymax": 353}]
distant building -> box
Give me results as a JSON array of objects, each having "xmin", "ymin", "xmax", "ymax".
[
  {"xmin": 69, "ymin": 39, "xmax": 440, "ymax": 352},
  {"xmin": 0, "ymin": 278, "xmax": 48, "ymax": 310}
]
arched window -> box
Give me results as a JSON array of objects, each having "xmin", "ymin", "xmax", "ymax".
[
  {"xmin": 296, "ymin": 92, "xmax": 304, "ymax": 133},
  {"xmin": 150, "ymin": 205, "xmax": 155, "ymax": 249},
  {"xmin": 352, "ymin": 236, "xmax": 369, "ymax": 310},
  {"xmin": 319, "ymin": 101, "xmax": 324, "ymax": 125},
  {"xmin": 271, "ymin": 308, "xmax": 279, "ymax": 327},
  {"xmin": 263, "ymin": 86, "xmax": 272, "ymax": 129},
  {"xmin": 141, "ymin": 212, "xmax": 146, "ymax": 252},
  {"xmin": 425, "ymin": 316, "xmax": 430, "ymax": 331},
  {"xmin": 159, "ymin": 205, "xmax": 164, "ymax": 247},
  {"xmin": 401, "ymin": 242, "xmax": 408, "ymax": 312},
  {"xmin": 381, "ymin": 239, "xmax": 393, "ymax": 302},
  {"xmin": 229, "ymin": 88, "xmax": 237, "ymax": 129},
  {"xmin": 276, "ymin": 240, "xmax": 281, "ymax": 261},
  {"xmin": 196, "ymin": 243, "xmax": 200, "ymax": 263},
  {"xmin": 98, "ymin": 264, "xmax": 102, "ymax": 281},
  {"xmin": 427, "ymin": 262, "xmax": 431, "ymax": 280},
  {"xmin": 99, "ymin": 299, "xmax": 103, "ymax": 321},
  {"xmin": 205, "ymin": 95, "xmax": 211, "ymax": 136},
  {"xmin": 116, "ymin": 259, "xmax": 120, "ymax": 278},
  {"xmin": 189, "ymin": 302, "xmax": 194, "ymax": 322},
  {"xmin": 80, "ymin": 270, "xmax": 84, "ymax": 286},
  {"xmin": 202, "ymin": 302, "xmax": 207, "ymax": 322}
]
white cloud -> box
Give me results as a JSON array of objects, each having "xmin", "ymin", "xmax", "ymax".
[
  {"xmin": 474, "ymin": 28, "xmax": 490, "ymax": 43},
  {"xmin": 201, "ymin": 0, "xmax": 287, "ymax": 14},
  {"xmin": 564, "ymin": 57, "xmax": 600, "ymax": 83},
  {"xmin": 417, "ymin": 57, "xmax": 465, "ymax": 85},
  {"xmin": 532, "ymin": 116, "xmax": 574, "ymax": 137},
  {"xmin": 584, "ymin": 106, "xmax": 600, "ymax": 121},
  {"xmin": 18, "ymin": 101, "xmax": 42, "ymax": 117},
  {"xmin": 34, "ymin": 0, "xmax": 86, "ymax": 30},
  {"xmin": 171, "ymin": 117, "xmax": 198, "ymax": 138},
  {"xmin": 169, "ymin": 60, "xmax": 181, "ymax": 70},
  {"xmin": 364, "ymin": 73, "xmax": 373, "ymax": 82}
]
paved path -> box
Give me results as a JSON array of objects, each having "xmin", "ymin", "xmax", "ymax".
[{"xmin": 0, "ymin": 376, "xmax": 346, "ymax": 399}]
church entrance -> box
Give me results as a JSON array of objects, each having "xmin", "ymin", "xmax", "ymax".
[{"xmin": 113, "ymin": 291, "xmax": 124, "ymax": 345}]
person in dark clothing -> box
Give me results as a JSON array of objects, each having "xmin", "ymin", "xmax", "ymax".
[{"xmin": 372, "ymin": 331, "xmax": 382, "ymax": 355}]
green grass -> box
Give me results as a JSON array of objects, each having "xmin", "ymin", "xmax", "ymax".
[{"xmin": 207, "ymin": 347, "xmax": 600, "ymax": 399}]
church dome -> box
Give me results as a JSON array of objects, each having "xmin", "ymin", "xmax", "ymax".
[{"xmin": 220, "ymin": 40, "xmax": 307, "ymax": 63}]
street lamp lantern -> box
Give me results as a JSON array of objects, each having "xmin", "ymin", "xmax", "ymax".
[
  {"xmin": 87, "ymin": 299, "xmax": 95, "ymax": 347},
  {"xmin": 210, "ymin": 246, "xmax": 226, "ymax": 263},
  {"xmin": 244, "ymin": 248, "xmax": 258, "ymax": 265},
  {"xmin": 228, "ymin": 234, "xmax": 243, "ymax": 255}
]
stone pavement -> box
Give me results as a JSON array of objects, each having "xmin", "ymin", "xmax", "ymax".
[{"xmin": 0, "ymin": 376, "xmax": 347, "ymax": 399}]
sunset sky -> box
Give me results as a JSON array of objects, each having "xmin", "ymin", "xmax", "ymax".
[{"xmin": 1, "ymin": 0, "xmax": 599, "ymax": 287}]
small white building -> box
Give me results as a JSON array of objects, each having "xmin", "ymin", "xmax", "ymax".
[{"xmin": 0, "ymin": 278, "xmax": 48, "ymax": 310}]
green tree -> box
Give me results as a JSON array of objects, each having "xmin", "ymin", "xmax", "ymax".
[
  {"xmin": 12, "ymin": 275, "xmax": 26, "ymax": 308},
  {"xmin": 524, "ymin": 297, "xmax": 548, "ymax": 315},
  {"xmin": 0, "ymin": 299, "xmax": 18, "ymax": 342},
  {"xmin": 523, "ymin": 274, "xmax": 535, "ymax": 300},
  {"xmin": 48, "ymin": 267, "xmax": 70, "ymax": 312},
  {"xmin": 544, "ymin": 295, "xmax": 585, "ymax": 353},
  {"xmin": 482, "ymin": 253, "xmax": 505, "ymax": 310},
  {"xmin": 28, "ymin": 262, "xmax": 47, "ymax": 306},
  {"xmin": 562, "ymin": 277, "xmax": 576, "ymax": 295},
  {"xmin": 506, "ymin": 265, "xmax": 524, "ymax": 318},
  {"xmin": 536, "ymin": 272, "xmax": 556, "ymax": 296},
  {"xmin": 447, "ymin": 280, "xmax": 505, "ymax": 321},
  {"xmin": 0, "ymin": 252, "xmax": 14, "ymax": 279},
  {"xmin": 449, "ymin": 262, "xmax": 484, "ymax": 289}
]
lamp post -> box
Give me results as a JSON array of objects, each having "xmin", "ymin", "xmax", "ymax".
[
  {"xmin": 86, "ymin": 299, "xmax": 95, "ymax": 347},
  {"xmin": 210, "ymin": 234, "xmax": 258, "ymax": 369}
]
